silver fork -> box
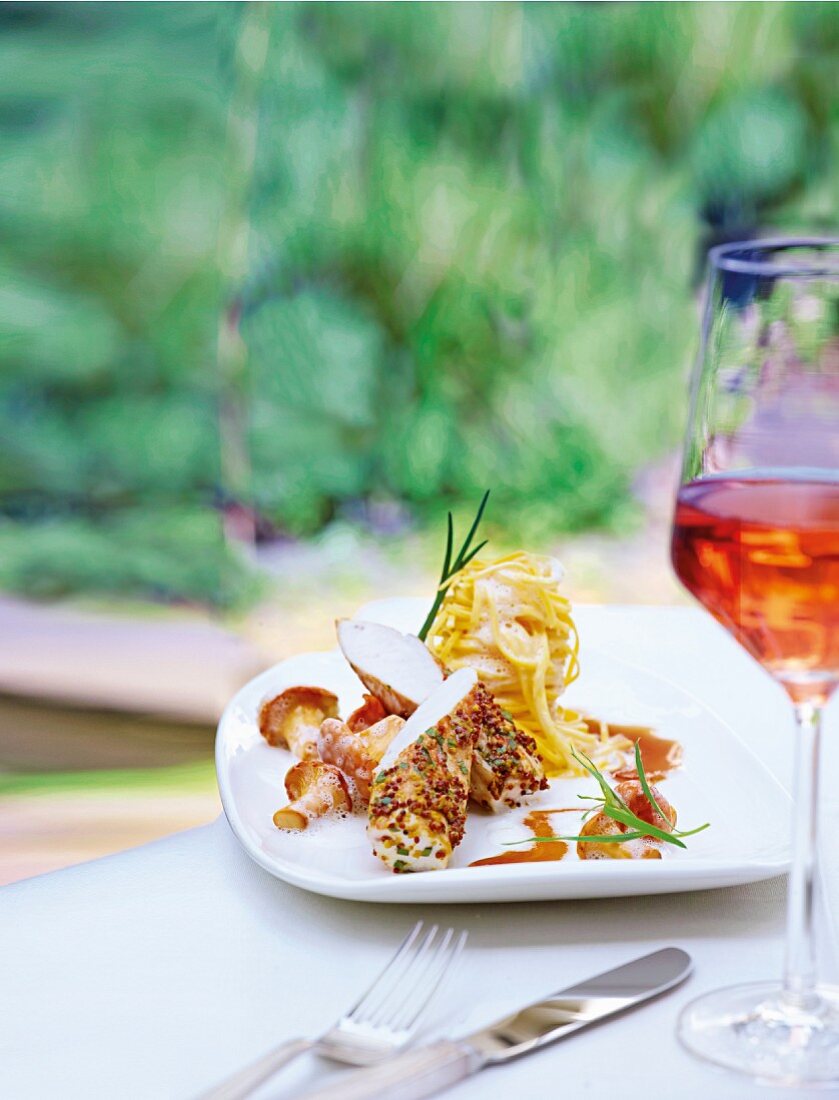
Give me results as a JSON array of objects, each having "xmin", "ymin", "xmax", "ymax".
[{"xmin": 198, "ymin": 921, "xmax": 467, "ymax": 1100}]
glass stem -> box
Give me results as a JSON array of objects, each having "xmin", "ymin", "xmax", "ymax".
[{"xmin": 783, "ymin": 700, "xmax": 823, "ymax": 1006}]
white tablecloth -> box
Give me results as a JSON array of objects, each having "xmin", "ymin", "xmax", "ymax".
[{"xmin": 4, "ymin": 607, "xmax": 838, "ymax": 1100}]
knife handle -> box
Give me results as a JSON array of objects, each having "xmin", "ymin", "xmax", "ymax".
[{"xmin": 298, "ymin": 1040, "xmax": 480, "ymax": 1100}]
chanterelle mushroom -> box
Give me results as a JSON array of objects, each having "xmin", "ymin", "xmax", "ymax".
[
  {"xmin": 318, "ymin": 713, "xmax": 405, "ymax": 800},
  {"xmin": 259, "ymin": 686, "xmax": 339, "ymax": 760},
  {"xmin": 273, "ymin": 760, "xmax": 352, "ymax": 830}
]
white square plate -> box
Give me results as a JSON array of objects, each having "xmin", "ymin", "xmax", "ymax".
[{"xmin": 216, "ymin": 598, "xmax": 790, "ymax": 903}]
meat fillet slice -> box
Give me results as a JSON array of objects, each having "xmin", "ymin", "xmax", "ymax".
[
  {"xmin": 337, "ymin": 620, "xmax": 546, "ymax": 813},
  {"xmin": 336, "ymin": 619, "xmax": 444, "ymax": 717},
  {"xmin": 468, "ymin": 682, "xmax": 548, "ymax": 811},
  {"xmin": 368, "ymin": 668, "xmax": 479, "ymax": 872}
]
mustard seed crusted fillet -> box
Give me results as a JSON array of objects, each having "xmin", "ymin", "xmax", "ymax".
[
  {"xmin": 367, "ymin": 668, "xmax": 480, "ymax": 873},
  {"xmin": 469, "ymin": 681, "xmax": 548, "ymax": 811},
  {"xmin": 333, "ymin": 620, "xmax": 547, "ymax": 814}
]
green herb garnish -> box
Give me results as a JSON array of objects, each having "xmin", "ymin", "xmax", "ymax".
[
  {"xmin": 632, "ymin": 740, "xmax": 672, "ymax": 829},
  {"xmin": 417, "ymin": 490, "xmax": 490, "ymax": 642},
  {"xmin": 504, "ymin": 746, "xmax": 709, "ymax": 852}
]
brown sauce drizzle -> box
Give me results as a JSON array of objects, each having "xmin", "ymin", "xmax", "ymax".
[
  {"xmin": 469, "ymin": 721, "xmax": 683, "ymax": 869},
  {"xmin": 469, "ymin": 808, "xmax": 576, "ymax": 867},
  {"xmin": 582, "ymin": 719, "xmax": 683, "ymax": 782}
]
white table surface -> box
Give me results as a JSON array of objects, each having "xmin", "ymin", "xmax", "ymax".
[{"xmin": 4, "ymin": 606, "xmax": 838, "ymax": 1100}]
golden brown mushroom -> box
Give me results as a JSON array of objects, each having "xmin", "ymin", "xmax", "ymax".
[
  {"xmin": 259, "ymin": 686, "xmax": 339, "ymax": 760},
  {"xmin": 272, "ymin": 760, "xmax": 352, "ymax": 830},
  {"xmin": 318, "ymin": 714, "xmax": 405, "ymax": 800}
]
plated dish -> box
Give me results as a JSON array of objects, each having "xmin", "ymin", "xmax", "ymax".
[{"xmin": 217, "ymin": 506, "xmax": 790, "ymax": 902}]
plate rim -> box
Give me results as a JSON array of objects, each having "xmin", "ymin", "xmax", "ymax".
[{"xmin": 216, "ymin": 600, "xmax": 792, "ymax": 903}]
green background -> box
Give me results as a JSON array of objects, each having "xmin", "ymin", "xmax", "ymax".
[{"xmin": 1, "ymin": 2, "xmax": 836, "ymax": 606}]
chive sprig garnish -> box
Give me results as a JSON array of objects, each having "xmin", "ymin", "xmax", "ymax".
[
  {"xmin": 503, "ymin": 743, "xmax": 710, "ymax": 851},
  {"xmin": 417, "ymin": 489, "xmax": 490, "ymax": 642}
]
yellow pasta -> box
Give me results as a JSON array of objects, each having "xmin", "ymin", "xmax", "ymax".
[{"xmin": 426, "ymin": 551, "xmax": 629, "ymax": 777}]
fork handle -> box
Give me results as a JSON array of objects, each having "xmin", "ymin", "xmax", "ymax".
[
  {"xmin": 197, "ymin": 1037, "xmax": 313, "ymax": 1100},
  {"xmin": 296, "ymin": 1040, "xmax": 481, "ymax": 1100}
]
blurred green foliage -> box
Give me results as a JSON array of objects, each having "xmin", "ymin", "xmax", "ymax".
[{"xmin": 0, "ymin": 2, "xmax": 836, "ymax": 605}]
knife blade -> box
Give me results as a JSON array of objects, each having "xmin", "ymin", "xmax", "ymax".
[{"xmin": 296, "ymin": 947, "xmax": 691, "ymax": 1100}]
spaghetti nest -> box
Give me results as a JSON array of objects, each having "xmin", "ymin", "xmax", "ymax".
[{"xmin": 425, "ymin": 551, "xmax": 628, "ymax": 777}]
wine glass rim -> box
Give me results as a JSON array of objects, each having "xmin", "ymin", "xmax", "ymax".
[{"xmin": 709, "ymin": 237, "xmax": 839, "ymax": 277}]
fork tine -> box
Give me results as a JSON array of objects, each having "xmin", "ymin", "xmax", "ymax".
[
  {"xmin": 380, "ymin": 926, "xmax": 453, "ymax": 1033},
  {"xmin": 344, "ymin": 920, "xmax": 424, "ymax": 1021},
  {"xmin": 358, "ymin": 924, "xmax": 439, "ymax": 1025},
  {"xmin": 363, "ymin": 924, "xmax": 440, "ymax": 1028},
  {"xmin": 395, "ymin": 927, "xmax": 467, "ymax": 1033}
]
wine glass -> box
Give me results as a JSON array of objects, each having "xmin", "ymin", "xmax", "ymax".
[{"xmin": 671, "ymin": 238, "xmax": 839, "ymax": 1086}]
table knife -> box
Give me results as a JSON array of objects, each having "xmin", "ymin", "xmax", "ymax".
[{"xmin": 296, "ymin": 946, "xmax": 691, "ymax": 1100}]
